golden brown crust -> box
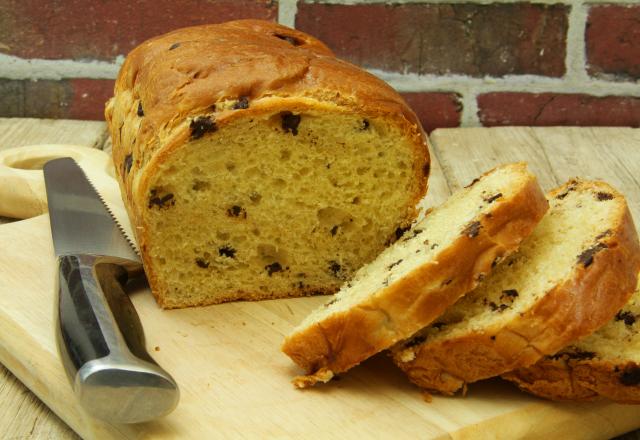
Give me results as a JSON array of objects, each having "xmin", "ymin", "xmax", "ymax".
[
  {"xmin": 502, "ymin": 358, "xmax": 640, "ymax": 403},
  {"xmin": 394, "ymin": 181, "xmax": 640, "ymax": 395},
  {"xmin": 106, "ymin": 20, "xmax": 430, "ymax": 308},
  {"xmin": 282, "ymin": 165, "xmax": 549, "ymax": 384}
]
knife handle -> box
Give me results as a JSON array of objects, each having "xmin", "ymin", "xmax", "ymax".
[{"xmin": 55, "ymin": 254, "xmax": 179, "ymax": 424}]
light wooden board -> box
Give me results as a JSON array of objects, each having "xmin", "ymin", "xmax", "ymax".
[
  {"xmin": 1, "ymin": 125, "xmax": 640, "ymax": 439},
  {"xmin": 0, "ymin": 118, "xmax": 107, "ymax": 151},
  {"xmin": 0, "ymin": 118, "xmax": 107, "ymax": 440}
]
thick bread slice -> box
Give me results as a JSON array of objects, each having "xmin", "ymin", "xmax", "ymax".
[
  {"xmin": 282, "ymin": 163, "xmax": 548, "ymax": 387},
  {"xmin": 106, "ymin": 20, "xmax": 431, "ymax": 308},
  {"xmin": 503, "ymin": 275, "xmax": 640, "ymax": 403},
  {"xmin": 392, "ymin": 179, "xmax": 640, "ymax": 395}
]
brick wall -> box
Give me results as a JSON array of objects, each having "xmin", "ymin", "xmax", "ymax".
[{"xmin": 0, "ymin": 0, "xmax": 638, "ymax": 130}]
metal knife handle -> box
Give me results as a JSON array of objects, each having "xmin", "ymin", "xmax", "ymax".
[{"xmin": 55, "ymin": 254, "xmax": 179, "ymax": 424}]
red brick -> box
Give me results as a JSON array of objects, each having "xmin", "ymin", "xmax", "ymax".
[
  {"xmin": 68, "ymin": 79, "xmax": 115, "ymax": 120},
  {"xmin": 0, "ymin": 79, "xmax": 114, "ymax": 120},
  {"xmin": 296, "ymin": 3, "xmax": 567, "ymax": 77},
  {"xmin": 401, "ymin": 92, "xmax": 462, "ymax": 133},
  {"xmin": 477, "ymin": 93, "xmax": 640, "ymax": 127},
  {"xmin": 0, "ymin": 0, "xmax": 276, "ymax": 61},
  {"xmin": 586, "ymin": 5, "xmax": 640, "ymax": 80}
]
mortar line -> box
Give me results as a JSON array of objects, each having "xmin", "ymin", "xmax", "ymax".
[
  {"xmin": 278, "ymin": 0, "xmax": 298, "ymax": 28},
  {"xmin": 2, "ymin": 53, "xmax": 638, "ymax": 98},
  {"xmin": 565, "ymin": 0, "xmax": 590, "ymax": 82},
  {"xmin": 462, "ymin": 89, "xmax": 480, "ymax": 126},
  {"xmin": 298, "ymin": 0, "xmax": 639, "ymax": 4},
  {"xmin": 371, "ymin": 70, "xmax": 640, "ymax": 96}
]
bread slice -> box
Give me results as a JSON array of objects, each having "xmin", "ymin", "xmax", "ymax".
[
  {"xmin": 106, "ymin": 20, "xmax": 431, "ymax": 308},
  {"xmin": 503, "ymin": 275, "xmax": 640, "ymax": 403},
  {"xmin": 282, "ymin": 163, "xmax": 548, "ymax": 387},
  {"xmin": 392, "ymin": 179, "xmax": 640, "ymax": 395}
]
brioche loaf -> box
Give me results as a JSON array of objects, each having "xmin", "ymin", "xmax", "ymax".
[
  {"xmin": 282, "ymin": 163, "xmax": 548, "ymax": 387},
  {"xmin": 503, "ymin": 275, "xmax": 640, "ymax": 403},
  {"xmin": 105, "ymin": 20, "xmax": 430, "ymax": 308},
  {"xmin": 392, "ymin": 179, "xmax": 640, "ymax": 395}
]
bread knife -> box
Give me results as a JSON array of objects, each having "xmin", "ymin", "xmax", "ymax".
[{"xmin": 43, "ymin": 157, "xmax": 179, "ymax": 423}]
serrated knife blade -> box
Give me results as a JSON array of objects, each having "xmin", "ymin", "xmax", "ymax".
[
  {"xmin": 45, "ymin": 157, "xmax": 139, "ymax": 261},
  {"xmin": 43, "ymin": 158, "xmax": 179, "ymax": 424}
]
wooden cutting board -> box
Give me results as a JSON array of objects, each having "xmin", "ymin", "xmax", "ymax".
[{"xmin": 1, "ymin": 126, "xmax": 640, "ymax": 439}]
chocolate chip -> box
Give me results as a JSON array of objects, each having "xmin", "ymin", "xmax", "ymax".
[
  {"xmin": 190, "ymin": 116, "xmax": 217, "ymax": 140},
  {"xmin": 324, "ymin": 298, "xmax": 338, "ymax": 308},
  {"xmin": 465, "ymin": 177, "xmax": 480, "ymax": 188},
  {"xmin": 616, "ymin": 310, "xmax": 636, "ymax": 326},
  {"xmin": 232, "ymin": 96, "xmax": 249, "ymax": 110},
  {"xmin": 137, "ymin": 102, "xmax": 144, "ymax": 117},
  {"xmin": 404, "ymin": 335, "xmax": 426, "ymax": 348},
  {"xmin": 148, "ymin": 190, "xmax": 175, "ymax": 209},
  {"xmin": 195, "ymin": 258, "xmax": 209, "ymax": 268},
  {"xmin": 502, "ymin": 289, "xmax": 519, "ymax": 298},
  {"xmin": 490, "ymin": 335, "xmax": 496, "ymax": 341},
  {"xmin": 281, "ymin": 111, "xmax": 301, "ymax": 135},
  {"xmin": 620, "ymin": 366, "xmax": 640, "ymax": 386},
  {"xmin": 404, "ymin": 229, "xmax": 423, "ymax": 241},
  {"xmin": 395, "ymin": 226, "xmax": 410, "ymax": 240},
  {"xmin": 124, "ymin": 154, "xmax": 133, "ymax": 174},
  {"xmin": 219, "ymin": 245, "xmax": 236, "ymax": 258},
  {"xmin": 274, "ymin": 33, "xmax": 303, "ymax": 46},
  {"xmin": 556, "ymin": 183, "xmax": 578, "ymax": 200},
  {"xmin": 596, "ymin": 192, "xmax": 614, "ymax": 201},
  {"xmin": 329, "ymin": 261, "xmax": 341, "ymax": 276},
  {"xmin": 551, "ymin": 349, "xmax": 596, "ymax": 361},
  {"xmin": 431, "ymin": 243, "xmax": 439, "ymax": 250},
  {"xmin": 577, "ymin": 243, "xmax": 608, "ymax": 267},
  {"xmin": 432, "ymin": 322, "xmax": 446, "ymax": 330},
  {"xmin": 423, "ymin": 162, "xmax": 430, "ymax": 178},
  {"xmin": 330, "ymin": 225, "xmax": 338, "ymax": 236},
  {"xmin": 361, "ymin": 119, "xmax": 370, "ymax": 130},
  {"xmin": 442, "ymin": 279, "xmax": 453, "ymax": 286},
  {"xmin": 488, "ymin": 301, "xmax": 509, "ymax": 312},
  {"xmin": 387, "ymin": 259, "xmax": 403, "ymax": 270},
  {"xmin": 169, "ymin": 42, "xmax": 181, "ymax": 50},
  {"xmin": 462, "ymin": 221, "xmax": 482, "ymax": 238},
  {"xmin": 265, "ymin": 262, "xmax": 283, "ymax": 276},
  {"xmin": 227, "ymin": 205, "xmax": 247, "ymax": 219},
  {"xmin": 483, "ymin": 193, "xmax": 503, "ymax": 204}
]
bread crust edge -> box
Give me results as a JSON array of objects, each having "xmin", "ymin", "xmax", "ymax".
[
  {"xmin": 393, "ymin": 181, "xmax": 640, "ymax": 395},
  {"xmin": 282, "ymin": 165, "xmax": 549, "ymax": 386}
]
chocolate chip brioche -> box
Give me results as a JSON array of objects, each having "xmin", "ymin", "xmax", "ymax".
[
  {"xmin": 392, "ymin": 179, "xmax": 640, "ymax": 395},
  {"xmin": 503, "ymin": 275, "xmax": 640, "ymax": 403},
  {"xmin": 282, "ymin": 163, "xmax": 548, "ymax": 387},
  {"xmin": 105, "ymin": 20, "xmax": 430, "ymax": 308}
]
